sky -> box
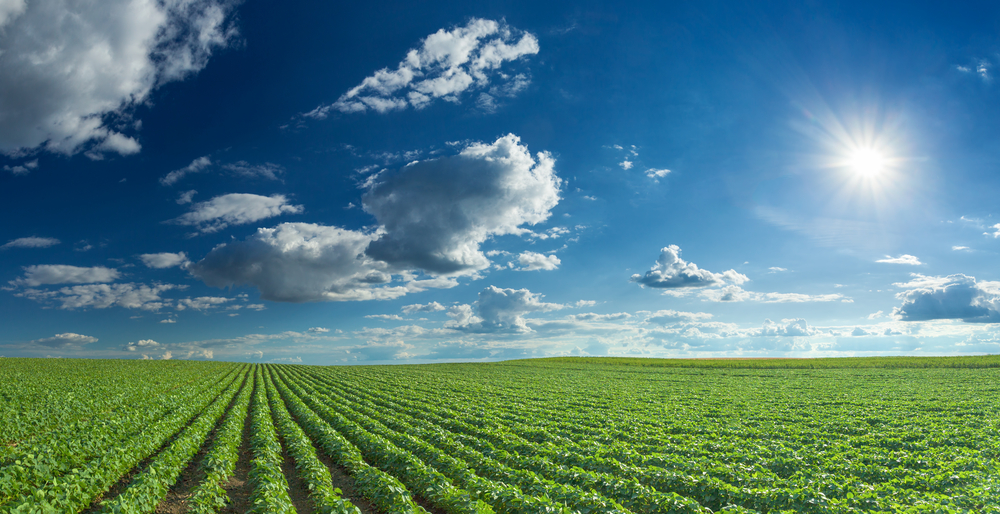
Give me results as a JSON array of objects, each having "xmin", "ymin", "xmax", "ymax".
[{"xmin": 3, "ymin": 0, "xmax": 1000, "ymax": 364}]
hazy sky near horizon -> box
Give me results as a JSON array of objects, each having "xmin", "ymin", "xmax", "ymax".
[{"xmin": 4, "ymin": 0, "xmax": 1000, "ymax": 364}]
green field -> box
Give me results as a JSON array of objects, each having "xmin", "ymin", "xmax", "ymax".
[{"xmin": 1, "ymin": 357, "xmax": 998, "ymax": 513}]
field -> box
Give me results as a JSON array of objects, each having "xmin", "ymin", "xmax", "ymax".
[{"xmin": 1, "ymin": 357, "xmax": 999, "ymax": 513}]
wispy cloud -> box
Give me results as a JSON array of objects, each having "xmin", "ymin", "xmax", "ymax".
[
  {"xmin": 2, "ymin": 236, "xmax": 60, "ymax": 250},
  {"xmin": 876, "ymin": 254, "xmax": 922, "ymax": 265}
]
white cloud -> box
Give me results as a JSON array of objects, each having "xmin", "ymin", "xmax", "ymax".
[
  {"xmin": 447, "ymin": 285, "xmax": 564, "ymax": 333},
  {"xmin": 574, "ymin": 300, "xmax": 596, "ymax": 308},
  {"xmin": 160, "ymin": 318, "xmax": 176, "ymax": 323},
  {"xmin": 645, "ymin": 168, "xmax": 671, "ymax": 179},
  {"xmin": 2, "ymin": 236, "xmax": 60, "ymax": 249},
  {"xmin": 161, "ymin": 351, "xmax": 173, "ymax": 360},
  {"xmin": 161, "ymin": 156, "xmax": 212, "ymax": 186},
  {"xmin": 170, "ymin": 193, "xmax": 304, "ymax": 234},
  {"xmin": 952, "ymin": 246, "xmax": 970, "ymax": 251},
  {"xmin": 139, "ymin": 252, "xmax": 190, "ymax": 269},
  {"xmin": 307, "ymin": 327, "xmax": 330, "ymax": 333},
  {"xmin": 644, "ymin": 310, "xmax": 713, "ymax": 324},
  {"xmin": 987, "ymin": 224, "xmax": 1000, "ymax": 238},
  {"xmin": 177, "ymin": 190, "xmax": 198, "ymax": 204},
  {"xmin": 123, "ymin": 339, "xmax": 159, "ymax": 351},
  {"xmin": 366, "ymin": 314, "xmax": 405, "ymax": 321},
  {"xmin": 29, "ymin": 332, "xmax": 98, "ymax": 348},
  {"xmin": 751, "ymin": 318, "xmax": 819, "ymax": 337},
  {"xmin": 16, "ymin": 282, "xmax": 179, "ymax": 310},
  {"xmin": 177, "ymin": 296, "xmax": 231, "ymax": 310},
  {"xmin": 867, "ymin": 310, "xmax": 885, "ymax": 319},
  {"xmin": 768, "ymin": 267, "xmax": 788, "ymax": 273},
  {"xmin": 516, "ymin": 251, "xmax": 560, "ymax": 271},
  {"xmin": 364, "ymin": 134, "xmax": 560, "ymax": 275},
  {"xmin": 11, "ymin": 265, "xmax": 119, "ymax": 286},
  {"xmin": 402, "ymin": 302, "xmax": 446, "ymax": 314},
  {"xmin": 3, "ymin": 159, "xmax": 38, "ymax": 175},
  {"xmin": 221, "ymin": 161, "xmax": 284, "ymax": 181},
  {"xmin": 308, "ymin": 19, "xmax": 538, "ymax": 116},
  {"xmin": 0, "ymin": 1, "xmax": 238, "ymax": 158},
  {"xmin": 565, "ymin": 312, "xmax": 632, "ymax": 322},
  {"xmin": 619, "ymin": 159, "xmax": 633, "ymax": 170},
  {"xmin": 697, "ymin": 286, "xmax": 846, "ymax": 303},
  {"xmin": 876, "ymin": 254, "xmax": 922, "ymax": 265},
  {"xmin": 631, "ymin": 245, "xmax": 747, "ymax": 289},
  {"xmin": 187, "ymin": 349, "xmax": 213, "ymax": 359},
  {"xmin": 892, "ymin": 273, "xmax": 1000, "ymax": 323},
  {"xmin": 189, "ymin": 222, "xmax": 407, "ymax": 302}
]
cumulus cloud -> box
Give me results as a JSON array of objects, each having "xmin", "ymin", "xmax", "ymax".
[
  {"xmin": 307, "ymin": 18, "xmax": 538, "ymax": 117},
  {"xmin": 516, "ymin": 251, "xmax": 560, "ymax": 271},
  {"xmin": 876, "ymin": 254, "xmax": 923, "ymax": 265},
  {"xmin": 307, "ymin": 327, "xmax": 330, "ymax": 333},
  {"xmin": 189, "ymin": 222, "xmax": 406, "ymax": 302},
  {"xmin": 646, "ymin": 168, "xmax": 671, "ymax": 179},
  {"xmin": 170, "ymin": 193, "xmax": 304, "ymax": 234},
  {"xmin": 987, "ymin": 224, "xmax": 1000, "ymax": 238},
  {"xmin": 619, "ymin": 159, "xmax": 633, "ymax": 170},
  {"xmin": 29, "ymin": 332, "xmax": 98, "ymax": 348},
  {"xmin": 752, "ymin": 318, "xmax": 819, "ymax": 337},
  {"xmin": 0, "ymin": 0, "xmax": 238, "ymax": 158},
  {"xmin": 16, "ymin": 282, "xmax": 179, "ymax": 310},
  {"xmin": 402, "ymin": 302, "xmax": 446, "ymax": 314},
  {"xmin": 631, "ymin": 245, "xmax": 747, "ymax": 289},
  {"xmin": 892, "ymin": 274, "xmax": 1000, "ymax": 323},
  {"xmin": 448, "ymin": 285, "xmax": 564, "ymax": 333},
  {"xmin": 139, "ymin": 252, "xmax": 190, "ymax": 269},
  {"xmin": 2, "ymin": 236, "xmax": 60, "ymax": 249},
  {"xmin": 364, "ymin": 134, "xmax": 560, "ymax": 275},
  {"xmin": 123, "ymin": 339, "xmax": 159, "ymax": 351},
  {"xmin": 11, "ymin": 265, "xmax": 119, "ymax": 287},
  {"xmin": 161, "ymin": 157, "xmax": 212, "ymax": 186}
]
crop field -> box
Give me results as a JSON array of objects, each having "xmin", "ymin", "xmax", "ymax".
[{"xmin": 1, "ymin": 357, "xmax": 999, "ymax": 513}]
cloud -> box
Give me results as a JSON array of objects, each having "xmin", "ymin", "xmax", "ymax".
[
  {"xmin": 189, "ymin": 222, "xmax": 407, "ymax": 302},
  {"xmin": 697, "ymin": 286, "xmax": 847, "ymax": 303},
  {"xmin": 952, "ymin": 246, "xmax": 970, "ymax": 251},
  {"xmin": 768, "ymin": 267, "xmax": 788, "ymax": 273},
  {"xmin": 16, "ymin": 282, "xmax": 180, "ymax": 310},
  {"xmin": 876, "ymin": 254, "xmax": 922, "ymax": 265},
  {"xmin": 402, "ymin": 302, "xmax": 446, "ymax": 314},
  {"xmin": 366, "ymin": 314, "xmax": 405, "ymax": 321},
  {"xmin": 0, "ymin": 1, "xmax": 238, "ymax": 158},
  {"xmin": 177, "ymin": 296, "xmax": 232, "ymax": 310},
  {"xmin": 176, "ymin": 190, "xmax": 198, "ymax": 204},
  {"xmin": 161, "ymin": 351, "xmax": 173, "ymax": 360},
  {"xmin": 892, "ymin": 274, "xmax": 1000, "ymax": 323},
  {"xmin": 29, "ymin": 332, "xmax": 98, "ymax": 348},
  {"xmin": 631, "ymin": 245, "xmax": 747, "ymax": 289},
  {"xmin": 3, "ymin": 159, "xmax": 38, "ymax": 175},
  {"xmin": 139, "ymin": 252, "xmax": 190, "ymax": 269},
  {"xmin": 307, "ymin": 18, "xmax": 538, "ymax": 117},
  {"xmin": 123, "ymin": 339, "xmax": 159, "ymax": 351},
  {"xmin": 566, "ymin": 312, "xmax": 632, "ymax": 322},
  {"xmin": 516, "ymin": 251, "xmax": 560, "ymax": 271},
  {"xmin": 619, "ymin": 159, "xmax": 633, "ymax": 170},
  {"xmin": 987, "ymin": 224, "xmax": 1000, "ymax": 238},
  {"xmin": 646, "ymin": 168, "xmax": 671, "ymax": 179},
  {"xmin": 160, "ymin": 318, "xmax": 176, "ymax": 323},
  {"xmin": 2, "ymin": 236, "xmax": 60, "ymax": 249},
  {"xmin": 364, "ymin": 134, "xmax": 560, "ymax": 275},
  {"xmin": 11, "ymin": 265, "xmax": 119, "ymax": 286},
  {"xmin": 170, "ymin": 193, "xmax": 304, "ymax": 234},
  {"xmin": 644, "ymin": 310, "xmax": 713, "ymax": 324},
  {"xmin": 751, "ymin": 318, "xmax": 819, "ymax": 337},
  {"xmin": 447, "ymin": 285, "xmax": 564, "ymax": 333},
  {"xmin": 307, "ymin": 327, "xmax": 330, "ymax": 333},
  {"xmin": 221, "ymin": 161, "xmax": 284, "ymax": 181},
  {"xmin": 161, "ymin": 156, "xmax": 212, "ymax": 186}
]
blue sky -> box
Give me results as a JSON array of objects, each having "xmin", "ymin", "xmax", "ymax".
[{"xmin": 3, "ymin": 0, "xmax": 1000, "ymax": 364}]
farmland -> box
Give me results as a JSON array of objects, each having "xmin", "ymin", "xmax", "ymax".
[{"xmin": 1, "ymin": 357, "xmax": 999, "ymax": 513}]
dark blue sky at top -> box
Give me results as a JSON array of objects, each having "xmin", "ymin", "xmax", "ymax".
[{"xmin": 3, "ymin": 0, "xmax": 1000, "ymax": 362}]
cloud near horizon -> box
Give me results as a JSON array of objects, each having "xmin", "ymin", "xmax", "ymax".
[{"xmin": 631, "ymin": 245, "xmax": 748, "ymax": 289}]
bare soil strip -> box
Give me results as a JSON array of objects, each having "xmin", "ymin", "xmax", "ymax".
[
  {"xmin": 155, "ymin": 371, "xmax": 251, "ymax": 514},
  {"xmin": 220, "ymin": 375, "xmax": 256, "ymax": 514},
  {"xmin": 314, "ymin": 451, "xmax": 382, "ymax": 514},
  {"xmin": 279, "ymin": 445, "xmax": 312, "ymax": 513}
]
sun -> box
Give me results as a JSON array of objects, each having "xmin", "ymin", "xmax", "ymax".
[{"xmin": 846, "ymin": 148, "xmax": 886, "ymax": 177}]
